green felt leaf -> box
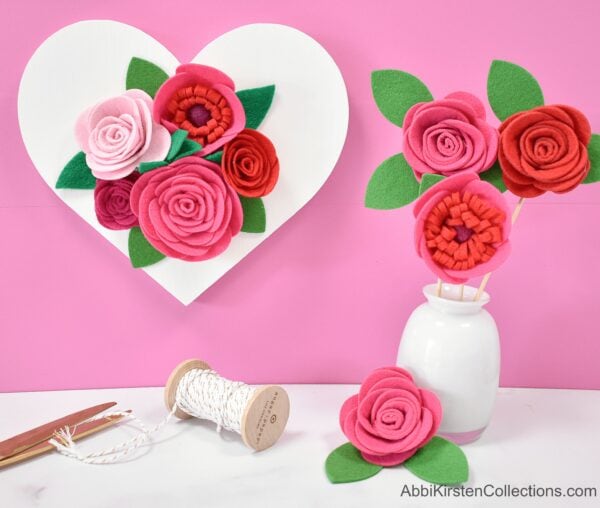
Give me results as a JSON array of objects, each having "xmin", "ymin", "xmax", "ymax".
[
  {"xmin": 139, "ymin": 161, "xmax": 166, "ymax": 174},
  {"xmin": 487, "ymin": 60, "xmax": 544, "ymax": 121},
  {"xmin": 240, "ymin": 196, "xmax": 266, "ymax": 233},
  {"xmin": 583, "ymin": 134, "xmax": 600, "ymax": 184},
  {"xmin": 167, "ymin": 130, "xmax": 190, "ymax": 161},
  {"xmin": 404, "ymin": 437, "xmax": 469, "ymax": 485},
  {"xmin": 480, "ymin": 161, "xmax": 507, "ymax": 192},
  {"xmin": 174, "ymin": 139, "xmax": 202, "ymax": 160},
  {"xmin": 325, "ymin": 443, "xmax": 383, "ymax": 484},
  {"xmin": 55, "ymin": 152, "xmax": 96, "ymax": 189},
  {"xmin": 365, "ymin": 153, "xmax": 420, "ymax": 209},
  {"xmin": 126, "ymin": 57, "xmax": 169, "ymax": 98},
  {"xmin": 419, "ymin": 174, "xmax": 445, "ymax": 195},
  {"xmin": 128, "ymin": 227, "xmax": 166, "ymax": 268},
  {"xmin": 236, "ymin": 85, "xmax": 276, "ymax": 130},
  {"xmin": 371, "ymin": 70, "xmax": 433, "ymax": 127},
  {"xmin": 205, "ymin": 151, "xmax": 223, "ymax": 164}
]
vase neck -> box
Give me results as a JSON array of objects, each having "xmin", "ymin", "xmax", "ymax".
[{"xmin": 423, "ymin": 284, "xmax": 490, "ymax": 315}]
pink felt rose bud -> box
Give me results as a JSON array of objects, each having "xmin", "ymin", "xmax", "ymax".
[
  {"xmin": 153, "ymin": 64, "xmax": 246, "ymax": 156},
  {"xmin": 129, "ymin": 156, "xmax": 243, "ymax": 261},
  {"xmin": 339, "ymin": 367, "xmax": 442, "ymax": 466},
  {"xmin": 413, "ymin": 172, "xmax": 512, "ymax": 284},
  {"xmin": 94, "ymin": 173, "xmax": 140, "ymax": 230},
  {"xmin": 75, "ymin": 90, "xmax": 171, "ymax": 180},
  {"xmin": 403, "ymin": 92, "xmax": 498, "ymax": 180}
]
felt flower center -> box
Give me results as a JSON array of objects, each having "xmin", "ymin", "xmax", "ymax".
[
  {"xmin": 167, "ymin": 85, "xmax": 233, "ymax": 146},
  {"xmin": 424, "ymin": 191, "xmax": 505, "ymax": 271}
]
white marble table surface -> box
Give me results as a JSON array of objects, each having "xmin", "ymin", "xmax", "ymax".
[{"xmin": 1, "ymin": 386, "xmax": 599, "ymax": 507}]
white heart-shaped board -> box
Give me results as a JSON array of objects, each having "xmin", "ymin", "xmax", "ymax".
[{"xmin": 19, "ymin": 21, "xmax": 348, "ymax": 304}]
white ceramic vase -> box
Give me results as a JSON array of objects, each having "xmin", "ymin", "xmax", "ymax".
[{"xmin": 397, "ymin": 283, "xmax": 500, "ymax": 444}]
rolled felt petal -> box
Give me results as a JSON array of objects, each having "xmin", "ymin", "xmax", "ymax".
[
  {"xmin": 339, "ymin": 366, "xmax": 442, "ymax": 467},
  {"xmin": 94, "ymin": 172, "xmax": 140, "ymax": 230}
]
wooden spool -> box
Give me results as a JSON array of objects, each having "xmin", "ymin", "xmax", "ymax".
[{"xmin": 164, "ymin": 359, "xmax": 289, "ymax": 451}]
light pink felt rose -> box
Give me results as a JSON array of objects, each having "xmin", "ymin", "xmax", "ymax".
[
  {"xmin": 340, "ymin": 367, "xmax": 442, "ymax": 466},
  {"xmin": 75, "ymin": 90, "xmax": 170, "ymax": 180},
  {"xmin": 129, "ymin": 156, "xmax": 243, "ymax": 261},
  {"xmin": 414, "ymin": 172, "xmax": 511, "ymax": 284},
  {"xmin": 403, "ymin": 92, "xmax": 498, "ymax": 179}
]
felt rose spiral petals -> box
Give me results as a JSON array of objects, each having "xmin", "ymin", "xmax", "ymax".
[
  {"xmin": 326, "ymin": 367, "xmax": 468, "ymax": 485},
  {"xmin": 57, "ymin": 57, "xmax": 280, "ymax": 269}
]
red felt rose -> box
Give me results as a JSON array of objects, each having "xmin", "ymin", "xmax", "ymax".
[
  {"xmin": 129, "ymin": 156, "xmax": 242, "ymax": 261},
  {"xmin": 498, "ymin": 105, "xmax": 592, "ymax": 197},
  {"xmin": 339, "ymin": 367, "xmax": 442, "ymax": 466},
  {"xmin": 221, "ymin": 129, "xmax": 280, "ymax": 197},
  {"xmin": 94, "ymin": 172, "xmax": 140, "ymax": 230}
]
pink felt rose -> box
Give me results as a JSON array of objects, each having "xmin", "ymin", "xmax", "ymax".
[
  {"xmin": 75, "ymin": 90, "xmax": 170, "ymax": 180},
  {"xmin": 129, "ymin": 156, "xmax": 243, "ymax": 261},
  {"xmin": 340, "ymin": 367, "xmax": 442, "ymax": 466},
  {"xmin": 414, "ymin": 172, "xmax": 511, "ymax": 284},
  {"xmin": 94, "ymin": 172, "xmax": 140, "ymax": 230},
  {"xmin": 153, "ymin": 64, "xmax": 246, "ymax": 156},
  {"xmin": 403, "ymin": 92, "xmax": 498, "ymax": 179}
]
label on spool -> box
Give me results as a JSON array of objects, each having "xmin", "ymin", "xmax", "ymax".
[{"xmin": 243, "ymin": 386, "xmax": 289, "ymax": 451}]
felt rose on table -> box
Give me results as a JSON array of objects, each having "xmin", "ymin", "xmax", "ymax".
[
  {"xmin": 130, "ymin": 156, "xmax": 243, "ymax": 261},
  {"xmin": 75, "ymin": 90, "xmax": 170, "ymax": 180},
  {"xmin": 498, "ymin": 105, "xmax": 592, "ymax": 197},
  {"xmin": 153, "ymin": 64, "xmax": 246, "ymax": 156},
  {"xmin": 94, "ymin": 172, "xmax": 140, "ymax": 230},
  {"xmin": 222, "ymin": 129, "xmax": 280, "ymax": 197},
  {"xmin": 414, "ymin": 172, "xmax": 511, "ymax": 284},
  {"xmin": 403, "ymin": 92, "xmax": 498, "ymax": 180},
  {"xmin": 339, "ymin": 367, "xmax": 442, "ymax": 466}
]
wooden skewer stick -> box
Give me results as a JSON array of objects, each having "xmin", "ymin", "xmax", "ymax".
[
  {"xmin": 459, "ymin": 284, "xmax": 465, "ymax": 301},
  {"xmin": 474, "ymin": 197, "xmax": 526, "ymax": 301},
  {"xmin": 436, "ymin": 279, "xmax": 443, "ymax": 297}
]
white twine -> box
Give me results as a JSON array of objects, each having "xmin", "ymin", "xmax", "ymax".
[{"xmin": 49, "ymin": 369, "xmax": 256, "ymax": 464}]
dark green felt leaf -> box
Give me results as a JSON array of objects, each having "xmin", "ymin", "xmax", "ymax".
[
  {"xmin": 487, "ymin": 60, "xmax": 544, "ymax": 121},
  {"xmin": 583, "ymin": 134, "xmax": 600, "ymax": 184},
  {"xmin": 139, "ymin": 161, "xmax": 166, "ymax": 174},
  {"xmin": 404, "ymin": 437, "xmax": 469, "ymax": 485},
  {"xmin": 56, "ymin": 152, "xmax": 96, "ymax": 189},
  {"xmin": 174, "ymin": 139, "xmax": 202, "ymax": 160},
  {"xmin": 128, "ymin": 227, "xmax": 166, "ymax": 268},
  {"xmin": 240, "ymin": 196, "xmax": 266, "ymax": 233},
  {"xmin": 126, "ymin": 57, "xmax": 169, "ymax": 98},
  {"xmin": 236, "ymin": 85, "xmax": 276, "ymax": 130},
  {"xmin": 365, "ymin": 153, "xmax": 420, "ymax": 209},
  {"xmin": 419, "ymin": 174, "xmax": 445, "ymax": 195},
  {"xmin": 167, "ymin": 130, "xmax": 190, "ymax": 161},
  {"xmin": 371, "ymin": 70, "xmax": 433, "ymax": 127},
  {"xmin": 325, "ymin": 443, "xmax": 383, "ymax": 484},
  {"xmin": 205, "ymin": 151, "xmax": 223, "ymax": 165},
  {"xmin": 480, "ymin": 161, "xmax": 507, "ymax": 192}
]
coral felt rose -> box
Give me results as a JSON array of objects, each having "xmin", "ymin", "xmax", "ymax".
[
  {"xmin": 94, "ymin": 172, "xmax": 140, "ymax": 230},
  {"xmin": 129, "ymin": 156, "xmax": 243, "ymax": 261},
  {"xmin": 340, "ymin": 367, "xmax": 442, "ymax": 466},
  {"xmin": 403, "ymin": 92, "xmax": 498, "ymax": 179},
  {"xmin": 153, "ymin": 64, "xmax": 246, "ymax": 156},
  {"xmin": 414, "ymin": 172, "xmax": 511, "ymax": 284},
  {"xmin": 498, "ymin": 105, "xmax": 592, "ymax": 197},
  {"xmin": 75, "ymin": 90, "xmax": 170, "ymax": 180},
  {"xmin": 222, "ymin": 129, "xmax": 280, "ymax": 197}
]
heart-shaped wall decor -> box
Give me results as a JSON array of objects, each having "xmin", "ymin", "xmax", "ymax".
[{"xmin": 19, "ymin": 21, "xmax": 349, "ymax": 304}]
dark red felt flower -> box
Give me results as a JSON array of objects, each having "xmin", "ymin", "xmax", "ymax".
[
  {"xmin": 94, "ymin": 172, "xmax": 140, "ymax": 230},
  {"xmin": 221, "ymin": 129, "xmax": 280, "ymax": 197},
  {"xmin": 498, "ymin": 105, "xmax": 591, "ymax": 197}
]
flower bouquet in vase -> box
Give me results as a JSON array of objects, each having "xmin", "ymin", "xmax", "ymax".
[{"xmin": 365, "ymin": 61, "xmax": 600, "ymax": 443}]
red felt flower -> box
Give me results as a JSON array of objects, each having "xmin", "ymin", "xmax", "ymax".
[
  {"xmin": 414, "ymin": 172, "xmax": 512, "ymax": 284},
  {"xmin": 498, "ymin": 105, "xmax": 591, "ymax": 197},
  {"xmin": 153, "ymin": 64, "xmax": 246, "ymax": 156},
  {"xmin": 94, "ymin": 172, "xmax": 140, "ymax": 230},
  {"xmin": 222, "ymin": 129, "xmax": 280, "ymax": 197},
  {"xmin": 340, "ymin": 367, "xmax": 442, "ymax": 466}
]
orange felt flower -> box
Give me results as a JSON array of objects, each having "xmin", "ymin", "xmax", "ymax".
[
  {"xmin": 498, "ymin": 105, "xmax": 591, "ymax": 197},
  {"xmin": 222, "ymin": 129, "xmax": 280, "ymax": 198}
]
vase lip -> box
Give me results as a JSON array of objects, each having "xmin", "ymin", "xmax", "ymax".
[{"xmin": 423, "ymin": 283, "xmax": 490, "ymax": 314}]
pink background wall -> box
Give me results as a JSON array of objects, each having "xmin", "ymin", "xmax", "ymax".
[{"xmin": 1, "ymin": 0, "xmax": 599, "ymax": 392}]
